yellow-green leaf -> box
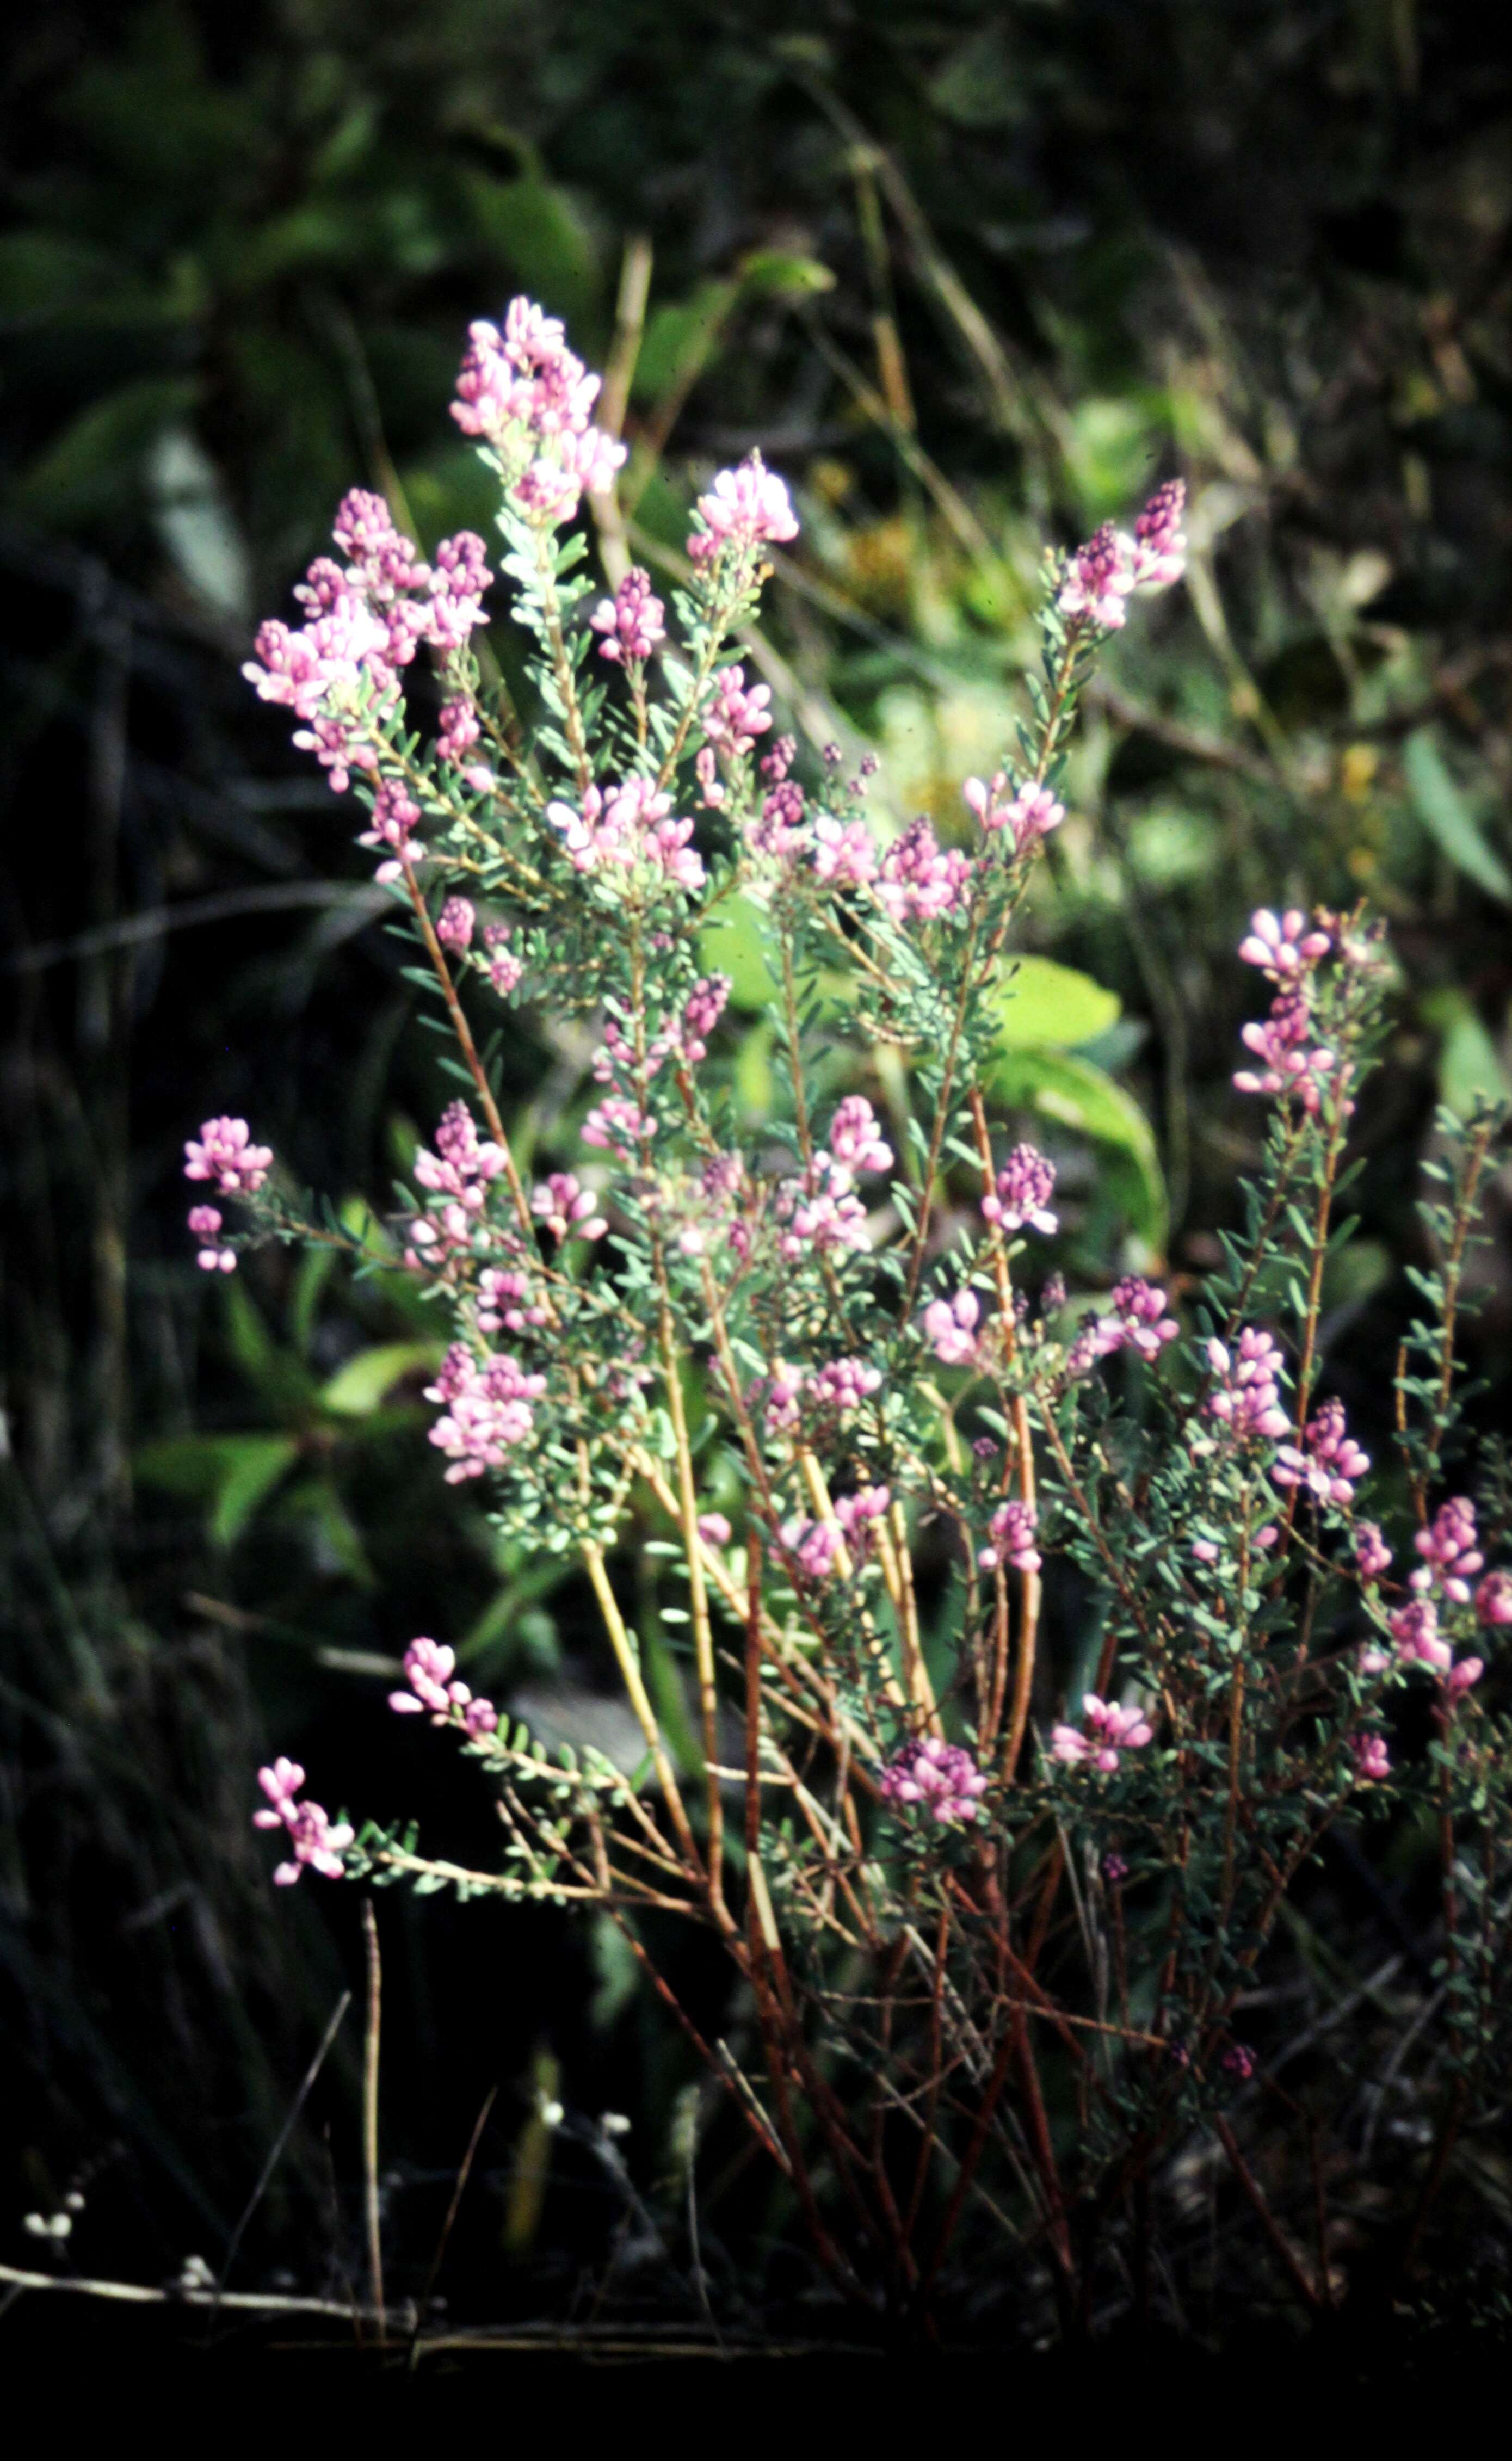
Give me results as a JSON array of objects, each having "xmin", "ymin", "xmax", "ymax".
[
  {"xmin": 993, "ymin": 955, "xmax": 1122, "ymax": 1051},
  {"xmin": 318, "ymin": 1341, "xmax": 441, "ymax": 1417}
]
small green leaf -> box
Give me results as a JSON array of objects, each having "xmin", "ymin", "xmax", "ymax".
[
  {"xmin": 318, "ymin": 1341, "xmax": 441, "ymax": 1417},
  {"xmin": 1404, "ymin": 730, "xmax": 1512, "ymax": 906},
  {"xmin": 737, "ymin": 249, "xmax": 835, "ymax": 298},
  {"xmin": 992, "ymin": 955, "xmax": 1122, "ymax": 1052}
]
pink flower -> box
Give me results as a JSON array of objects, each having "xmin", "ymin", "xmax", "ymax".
[
  {"xmin": 390, "ymin": 1635, "xmax": 498, "ymax": 1736},
  {"xmin": 1051, "ymin": 1694, "xmax": 1154, "ymax": 1773},
  {"xmin": 437, "ymin": 896, "xmax": 476, "ymax": 953},
  {"xmin": 1058, "ymin": 522, "xmax": 1135, "ymax": 631},
  {"xmin": 810, "ymin": 815, "xmax": 878, "ymax": 887},
  {"xmin": 1476, "ymin": 1570, "xmax": 1512, "ymax": 1627},
  {"xmin": 962, "ymin": 774, "xmax": 1065, "ymax": 850},
  {"xmin": 184, "ymin": 1117, "xmax": 273, "ymax": 1198},
  {"xmin": 1204, "ymin": 1328, "xmax": 1291, "ymax": 1443},
  {"xmin": 836, "ymin": 1485, "xmax": 891, "ymax": 1546},
  {"xmin": 476, "ymin": 1268, "xmax": 548, "ymax": 1335},
  {"xmin": 187, "ymin": 1204, "xmax": 236, "ymax": 1274},
  {"xmin": 437, "ymin": 697, "xmax": 480, "ymax": 764},
  {"xmin": 1355, "ymin": 1522, "xmax": 1393, "ymax": 1582},
  {"xmin": 484, "ymin": 922, "xmax": 523, "ymax": 997},
  {"xmin": 1234, "ymin": 988, "xmax": 1338, "ymax": 1114},
  {"xmin": 806, "ymin": 1356, "xmax": 882, "ymax": 1416},
  {"xmin": 875, "ymin": 818, "xmax": 974, "ymax": 925},
  {"xmin": 781, "ymin": 1516, "xmax": 841, "ymax": 1582},
  {"xmin": 880, "ymin": 1736, "xmax": 988, "ymax": 1825},
  {"xmin": 1237, "ymin": 908, "xmax": 1331, "ymax": 982},
  {"xmin": 1447, "ymin": 1656, "xmax": 1484, "ymax": 1699},
  {"xmin": 546, "ymin": 777, "xmax": 703, "ymax": 893},
  {"xmin": 1388, "ymin": 1596, "xmax": 1451, "ymax": 1674},
  {"xmin": 1411, "ymin": 1497, "xmax": 1483, "ymax": 1603},
  {"xmin": 357, "ymin": 779, "xmax": 425, "ymax": 883},
  {"xmin": 679, "ymin": 974, "xmax": 731, "ymax": 1065},
  {"xmin": 922, "ymin": 1288, "xmax": 982, "ymax": 1366},
  {"xmin": 982, "ymin": 1142, "xmax": 1058, "ymax": 1235},
  {"xmin": 252, "ymin": 1759, "xmax": 354, "ymax": 1887},
  {"xmin": 582, "ymin": 1097, "xmax": 655, "ymax": 1161},
  {"xmin": 530, "ymin": 1172, "xmax": 607, "ymax": 1242},
  {"xmin": 1093, "ymin": 1277, "xmax": 1179, "ymax": 1361},
  {"xmin": 688, "ymin": 451, "xmax": 798, "ymax": 563},
  {"xmin": 1351, "ymin": 1734, "xmax": 1391, "ymax": 1782},
  {"xmin": 828, "ymin": 1095, "xmax": 893, "ymax": 1183},
  {"xmin": 1274, "ymin": 1398, "xmax": 1369, "ymax": 1508},
  {"xmin": 702, "ymin": 666, "xmax": 773, "ymax": 760},
  {"xmin": 698, "ymin": 1513, "xmax": 732, "ymax": 1547},
  {"xmin": 424, "ymin": 1344, "xmax": 547, "ymax": 1482},
  {"xmin": 590, "ymin": 568, "xmax": 665, "ymax": 664},
  {"xmin": 1130, "ymin": 479, "xmax": 1188, "ymax": 591},
  {"xmin": 979, "ymin": 1500, "xmax": 1040, "ymax": 1575},
  {"xmin": 1222, "ymin": 2042, "xmax": 1257, "ymax": 2082}
]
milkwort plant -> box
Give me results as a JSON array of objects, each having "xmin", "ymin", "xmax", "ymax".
[{"xmin": 189, "ymin": 298, "xmax": 1512, "ymax": 2335}]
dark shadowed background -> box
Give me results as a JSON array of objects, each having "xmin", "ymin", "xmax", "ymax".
[{"xmin": 2, "ymin": 0, "xmax": 1510, "ymax": 2334}]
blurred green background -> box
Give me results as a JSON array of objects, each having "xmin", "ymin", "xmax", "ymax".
[{"xmin": 3, "ymin": 0, "xmax": 1510, "ymax": 2317}]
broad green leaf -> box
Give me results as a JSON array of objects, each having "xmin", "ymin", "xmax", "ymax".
[
  {"xmin": 1404, "ymin": 730, "xmax": 1512, "ymax": 906},
  {"xmin": 13, "ymin": 378, "xmax": 200, "ymax": 526},
  {"xmin": 135, "ymin": 1433, "xmax": 251, "ymax": 1497},
  {"xmin": 209, "ymin": 1436, "xmax": 300, "ymax": 1548},
  {"xmin": 273, "ymin": 1477, "xmax": 375, "ymax": 1586},
  {"xmin": 1420, "ymin": 988, "xmax": 1512, "ymax": 1118},
  {"xmin": 632, "ymin": 280, "xmax": 736, "ymax": 405},
  {"xmin": 222, "ymin": 1278, "xmax": 315, "ymax": 1412},
  {"xmin": 461, "ymin": 168, "xmax": 602, "ymax": 334},
  {"xmin": 988, "ymin": 1047, "xmax": 1167, "ymax": 1251},
  {"xmin": 699, "ymin": 895, "xmax": 781, "ymax": 1010},
  {"xmin": 993, "ymin": 955, "xmax": 1122, "ymax": 1051},
  {"xmin": 318, "ymin": 1341, "xmax": 441, "ymax": 1417}
]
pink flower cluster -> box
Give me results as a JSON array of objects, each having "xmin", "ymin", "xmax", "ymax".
[
  {"xmin": 1386, "ymin": 1596, "xmax": 1482, "ymax": 1696},
  {"xmin": 1274, "ymin": 1398, "xmax": 1369, "ymax": 1507},
  {"xmin": 773, "ymin": 1155, "xmax": 870, "ymax": 1262},
  {"xmin": 531, "ymin": 1171, "xmax": 607, "ymax": 1242},
  {"xmin": 184, "ymin": 1116, "xmax": 273, "ymax": 1197},
  {"xmin": 1051, "ymin": 1694, "xmax": 1155, "ymax": 1773},
  {"xmin": 1092, "ymin": 1278, "xmax": 1179, "ymax": 1361},
  {"xmin": 582, "ymin": 1096, "xmax": 656, "ymax": 1161},
  {"xmin": 983, "ymin": 1142, "xmax": 1058, "ymax": 1235},
  {"xmin": 356, "ymin": 779, "xmax": 426, "ymax": 883},
  {"xmin": 254, "ymin": 1759, "xmax": 354, "ymax": 1888},
  {"xmin": 1204, "ymin": 1329, "xmax": 1291, "ymax": 1444},
  {"xmin": 781, "ymin": 1516, "xmax": 841, "ymax": 1582},
  {"xmin": 476, "ymin": 1267, "xmax": 549, "ymax": 1337},
  {"xmin": 188, "ymin": 1205, "xmax": 235, "ymax": 1274},
  {"xmin": 828, "ymin": 1095, "xmax": 894, "ymax": 1183},
  {"xmin": 962, "ymin": 775, "xmax": 1065, "ymax": 851},
  {"xmin": 405, "ymin": 1102, "xmax": 509, "ymax": 1273},
  {"xmin": 922, "ymin": 1288, "xmax": 982, "ymax": 1366},
  {"xmin": 244, "ymin": 489, "xmax": 492, "ymax": 793},
  {"xmin": 1351, "ymin": 1734, "xmax": 1391, "ymax": 1782},
  {"xmin": 1411, "ymin": 1497, "xmax": 1483, "ymax": 1602},
  {"xmin": 390, "ymin": 1636, "xmax": 498, "ymax": 1738},
  {"xmin": 875, "ymin": 818, "xmax": 973, "ymax": 926},
  {"xmin": 687, "ymin": 451, "xmax": 798, "ymax": 568},
  {"xmin": 437, "ymin": 896, "xmax": 475, "ymax": 952},
  {"xmin": 545, "ymin": 776, "xmax": 703, "ymax": 895},
  {"xmin": 702, "ymin": 666, "xmax": 773, "ymax": 760},
  {"xmin": 1478, "ymin": 1571, "xmax": 1512, "ymax": 1627},
  {"xmin": 758, "ymin": 1355, "xmax": 880, "ymax": 1432},
  {"xmin": 979, "ymin": 1500, "xmax": 1041, "ymax": 1575},
  {"xmin": 425, "ymin": 1342, "xmax": 547, "ymax": 1482},
  {"xmin": 879, "ymin": 1736, "xmax": 989, "ymax": 1825},
  {"xmin": 590, "ymin": 568, "xmax": 665, "ymax": 664},
  {"xmin": 450, "ymin": 299, "xmax": 625, "ymax": 526},
  {"xmin": 1355, "ymin": 1522, "xmax": 1393, "ymax": 1582},
  {"xmin": 1238, "ymin": 909, "xmax": 1332, "ymax": 983},
  {"xmin": 1057, "ymin": 483, "xmax": 1188, "ymax": 631}
]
